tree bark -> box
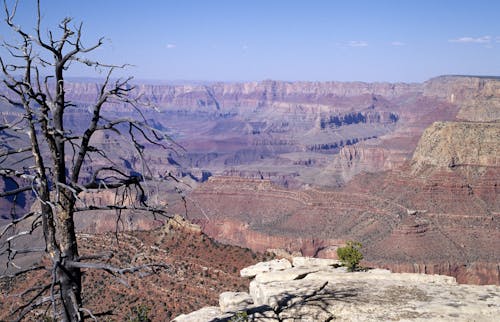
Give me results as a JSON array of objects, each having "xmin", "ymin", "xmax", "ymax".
[{"xmin": 57, "ymin": 191, "xmax": 82, "ymax": 321}]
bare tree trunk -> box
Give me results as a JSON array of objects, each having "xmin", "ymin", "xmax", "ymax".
[{"xmin": 57, "ymin": 198, "xmax": 82, "ymax": 321}]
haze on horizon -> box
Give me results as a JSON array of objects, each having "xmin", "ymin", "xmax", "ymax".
[{"xmin": 1, "ymin": 0, "xmax": 499, "ymax": 83}]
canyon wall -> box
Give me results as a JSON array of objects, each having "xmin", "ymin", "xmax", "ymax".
[
  {"xmin": 412, "ymin": 121, "xmax": 499, "ymax": 171},
  {"xmin": 169, "ymin": 74, "xmax": 500, "ymax": 284},
  {"xmin": 2, "ymin": 75, "xmax": 499, "ymax": 285},
  {"xmin": 65, "ymin": 80, "xmax": 421, "ymax": 110},
  {"xmin": 423, "ymin": 75, "xmax": 500, "ymax": 121}
]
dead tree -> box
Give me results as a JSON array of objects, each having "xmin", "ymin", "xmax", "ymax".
[{"xmin": 0, "ymin": 1, "xmax": 176, "ymax": 320}]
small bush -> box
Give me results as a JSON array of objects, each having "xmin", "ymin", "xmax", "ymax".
[
  {"xmin": 127, "ymin": 304, "xmax": 151, "ymax": 322},
  {"xmin": 337, "ymin": 241, "xmax": 363, "ymax": 272},
  {"xmin": 229, "ymin": 311, "xmax": 248, "ymax": 322}
]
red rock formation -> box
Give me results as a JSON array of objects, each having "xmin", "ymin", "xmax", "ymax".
[
  {"xmin": 2, "ymin": 75, "xmax": 498, "ymax": 286},
  {"xmin": 172, "ymin": 162, "xmax": 499, "ymax": 285}
]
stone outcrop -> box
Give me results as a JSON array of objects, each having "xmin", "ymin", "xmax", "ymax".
[
  {"xmin": 219, "ymin": 292, "xmax": 254, "ymax": 313},
  {"xmin": 411, "ymin": 121, "xmax": 500, "ymax": 173},
  {"xmin": 164, "ymin": 214, "xmax": 203, "ymax": 235},
  {"xmin": 173, "ymin": 258, "xmax": 500, "ymax": 321},
  {"xmin": 240, "ymin": 259, "xmax": 293, "ymax": 278},
  {"xmin": 292, "ymin": 257, "xmax": 341, "ymax": 267}
]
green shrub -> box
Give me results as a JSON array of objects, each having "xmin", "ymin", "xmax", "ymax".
[
  {"xmin": 127, "ymin": 304, "xmax": 151, "ymax": 322},
  {"xmin": 337, "ymin": 241, "xmax": 363, "ymax": 271},
  {"xmin": 229, "ymin": 311, "xmax": 248, "ymax": 322}
]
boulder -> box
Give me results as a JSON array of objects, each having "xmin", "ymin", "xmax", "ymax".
[
  {"xmin": 249, "ymin": 279, "xmax": 328, "ymax": 310},
  {"xmin": 219, "ymin": 291, "xmax": 253, "ymax": 313}
]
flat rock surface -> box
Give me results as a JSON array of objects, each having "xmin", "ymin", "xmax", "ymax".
[
  {"xmin": 175, "ymin": 258, "xmax": 500, "ymax": 321},
  {"xmin": 254, "ymin": 266, "xmax": 320, "ymax": 283},
  {"xmin": 292, "ymin": 256, "xmax": 341, "ymax": 267},
  {"xmin": 219, "ymin": 291, "xmax": 253, "ymax": 313},
  {"xmin": 172, "ymin": 306, "xmax": 224, "ymax": 322},
  {"xmin": 240, "ymin": 259, "xmax": 292, "ymax": 277}
]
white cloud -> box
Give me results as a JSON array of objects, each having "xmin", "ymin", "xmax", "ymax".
[
  {"xmin": 391, "ymin": 41, "xmax": 405, "ymax": 46},
  {"xmin": 347, "ymin": 40, "xmax": 368, "ymax": 47},
  {"xmin": 449, "ymin": 36, "xmax": 491, "ymax": 44},
  {"xmin": 166, "ymin": 43, "xmax": 177, "ymax": 49}
]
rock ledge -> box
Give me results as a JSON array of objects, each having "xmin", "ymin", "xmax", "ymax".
[{"xmin": 173, "ymin": 257, "xmax": 500, "ymax": 321}]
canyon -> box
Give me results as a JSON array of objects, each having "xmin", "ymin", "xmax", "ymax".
[{"xmin": 1, "ymin": 75, "xmax": 499, "ymax": 286}]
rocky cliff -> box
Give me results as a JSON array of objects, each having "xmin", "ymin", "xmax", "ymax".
[
  {"xmin": 64, "ymin": 80, "xmax": 421, "ymax": 109},
  {"xmin": 411, "ymin": 121, "xmax": 499, "ymax": 172},
  {"xmin": 423, "ymin": 75, "xmax": 500, "ymax": 122},
  {"xmin": 174, "ymin": 258, "xmax": 500, "ymax": 322},
  {"xmin": 51, "ymin": 77, "xmax": 461, "ymax": 188}
]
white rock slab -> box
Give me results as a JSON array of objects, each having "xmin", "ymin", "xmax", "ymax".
[
  {"xmin": 292, "ymin": 256, "xmax": 341, "ymax": 267},
  {"xmin": 247, "ymin": 306, "xmax": 280, "ymax": 321},
  {"xmin": 249, "ymin": 279, "xmax": 329, "ymax": 310},
  {"xmin": 279, "ymin": 303, "xmax": 334, "ymax": 322},
  {"xmin": 240, "ymin": 258, "xmax": 292, "ymax": 277},
  {"xmin": 304, "ymin": 269, "xmax": 457, "ymax": 285},
  {"xmin": 178, "ymin": 260, "xmax": 500, "ymax": 322},
  {"xmin": 219, "ymin": 291, "xmax": 253, "ymax": 313},
  {"xmin": 172, "ymin": 306, "xmax": 224, "ymax": 322},
  {"xmin": 254, "ymin": 266, "xmax": 320, "ymax": 283}
]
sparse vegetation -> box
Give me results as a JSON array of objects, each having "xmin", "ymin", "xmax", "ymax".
[
  {"xmin": 337, "ymin": 241, "xmax": 363, "ymax": 271},
  {"xmin": 127, "ymin": 304, "xmax": 151, "ymax": 322},
  {"xmin": 229, "ymin": 311, "xmax": 248, "ymax": 322}
]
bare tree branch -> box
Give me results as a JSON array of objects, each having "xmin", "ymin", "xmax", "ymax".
[
  {"xmin": 0, "ymin": 1, "xmax": 180, "ymax": 320},
  {"xmin": 0, "ymin": 185, "xmax": 32, "ymax": 198},
  {"xmin": 0, "ymin": 265, "xmax": 46, "ymax": 279}
]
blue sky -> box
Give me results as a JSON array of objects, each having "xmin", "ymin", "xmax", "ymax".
[{"xmin": 1, "ymin": 0, "xmax": 499, "ymax": 82}]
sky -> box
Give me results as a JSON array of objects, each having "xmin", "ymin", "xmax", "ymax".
[{"xmin": 1, "ymin": 0, "xmax": 499, "ymax": 83}]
